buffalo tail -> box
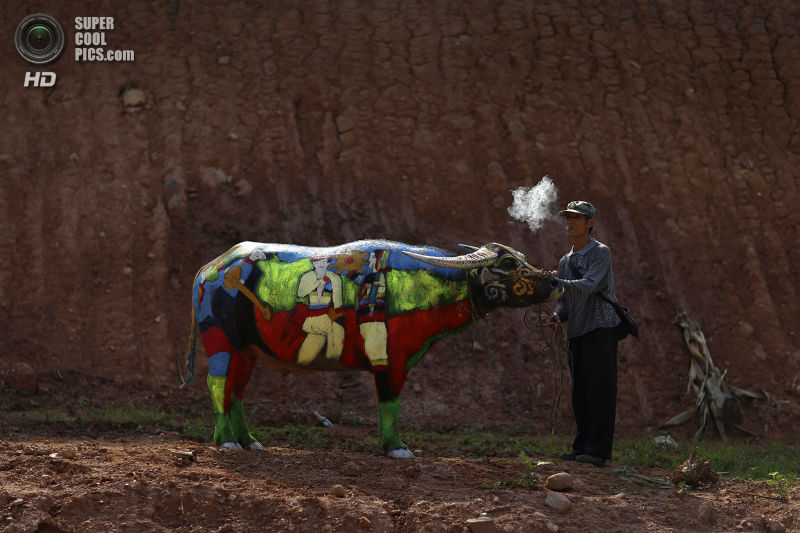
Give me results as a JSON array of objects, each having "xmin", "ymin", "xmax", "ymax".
[{"xmin": 178, "ymin": 306, "xmax": 198, "ymax": 388}]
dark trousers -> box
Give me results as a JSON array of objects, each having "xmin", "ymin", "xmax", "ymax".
[{"xmin": 568, "ymin": 327, "xmax": 618, "ymax": 460}]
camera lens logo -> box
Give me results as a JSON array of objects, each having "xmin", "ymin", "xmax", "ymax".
[{"xmin": 15, "ymin": 13, "xmax": 65, "ymax": 65}]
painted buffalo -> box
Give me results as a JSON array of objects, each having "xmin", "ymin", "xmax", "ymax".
[{"xmin": 179, "ymin": 240, "xmax": 563, "ymax": 458}]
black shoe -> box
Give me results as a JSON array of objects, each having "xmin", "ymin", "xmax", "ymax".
[
  {"xmin": 559, "ymin": 451, "xmax": 578, "ymax": 461},
  {"xmin": 575, "ymin": 454, "xmax": 606, "ymax": 467}
]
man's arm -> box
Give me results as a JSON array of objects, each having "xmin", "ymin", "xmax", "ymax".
[{"xmin": 559, "ymin": 246, "xmax": 612, "ymax": 298}]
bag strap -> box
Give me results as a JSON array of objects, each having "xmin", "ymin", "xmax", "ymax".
[{"xmin": 564, "ymin": 256, "xmax": 617, "ymax": 304}]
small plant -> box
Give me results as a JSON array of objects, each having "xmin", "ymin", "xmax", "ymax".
[
  {"xmin": 479, "ymin": 452, "xmax": 542, "ymax": 490},
  {"xmin": 766, "ymin": 471, "xmax": 795, "ymax": 500}
]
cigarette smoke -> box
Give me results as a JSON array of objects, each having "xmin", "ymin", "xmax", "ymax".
[{"xmin": 507, "ymin": 176, "xmax": 559, "ymax": 231}]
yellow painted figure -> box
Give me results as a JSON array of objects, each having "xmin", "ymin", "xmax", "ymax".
[
  {"xmin": 357, "ymin": 251, "xmax": 389, "ymax": 366},
  {"xmin": 296, "ymin": 257, "xmax": 345, "ymax": 364}
]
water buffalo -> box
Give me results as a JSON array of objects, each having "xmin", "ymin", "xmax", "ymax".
[{"xmin": 179, "ymin": 239, "xmax": 563, "ymax": 458}]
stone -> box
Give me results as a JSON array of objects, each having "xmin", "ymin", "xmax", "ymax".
[
  {"xmin": 698, "ymin": 501, "xmax": 714, "ymax": 524},
  {"xmin": 545, "ymin": 491, "xmax": 572, "ymax": 514},
  {"xmin": 466, "ymin": 516, "xmax": 498, "ymax": 533},
  {"xmin": 120, "ymin": 88, "xmax": 146, "ymax": 107},
  {"xmin": 343, "ymin": 461, "xmax": 361, "ymax": 476},
  {"xmin": 653, "ymin": 435, "xmax": 678, "ymax": 449},
  {"xmin": 331, "ymin": 484, "xmax": 347, "ymax": 498},
  {"xmin": 6, "ymin": 362, "xmax": 38, "ymax": 394},
  {"xmin": 531, "ymin": 511, "xmax": 559, "ymax": 533},
  {"xmin": 737, "ymin": 517, "xmax": 765, "ymax": 531},
  {"xmin": 767, "ymin": 519, "xmax": 786, "ymax": 533},
  {"xmin": 545, "ymin": 472, "xmax": 573, "ymax": 491}
]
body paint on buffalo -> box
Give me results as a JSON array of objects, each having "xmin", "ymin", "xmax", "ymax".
[{"xmin": 180, "ymin": 239, "xmax": 563, "ymax": 458}]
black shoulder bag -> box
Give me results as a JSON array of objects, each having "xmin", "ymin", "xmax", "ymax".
[
  {"xmin": 565, "ymin": 258, "xmax": 639, "ymax": 340},
  {"xmin": 599, "ymin": 293, "xmax": 639, "ymax": 339}
]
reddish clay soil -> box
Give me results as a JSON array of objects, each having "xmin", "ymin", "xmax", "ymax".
[
  {"xmin": 2, "ymin": 432, "xmax": 797, "ymax": 533},
  {"xmin": 1, "ymin": 372, "xmax": 798, "ymax": 533},
  {"xmin": 2, "ymin": 1, "xmax": 800, "ymax": 531}
]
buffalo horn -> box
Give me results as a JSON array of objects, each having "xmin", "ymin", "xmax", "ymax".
[{"xmin": 402, "ymin": 246, "xmax": 497, "ymax": 269}]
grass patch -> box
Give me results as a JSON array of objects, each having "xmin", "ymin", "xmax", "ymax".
[
  {"xmin": 253, "ymin": 415, "xmax": 330, "ymax": 449},
  {"xmin": 478, "ymin": 452, "xmax": 543, "ymax": 490},
  {"xmin": 613, "ymin": 433, "xmax": 800, "ymax": 482},
  {"xmin": 613, "ymin": 434, "xmax": 682, "ymax": 470},
  {"xmin": 699, "ymin": 441, "xmax": 800, "ymax": 481},
  {"xmin": 399, "ymin": 423, "xmax": 569, "ymax": 458},
  {"xmin": 2, "ymin": 402, "xmax": 212, "ymax": 440}
]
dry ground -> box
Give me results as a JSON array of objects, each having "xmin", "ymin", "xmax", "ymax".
[{"xmin": 1, "ymin": 379, "xmax": 797, "ymax": 533}]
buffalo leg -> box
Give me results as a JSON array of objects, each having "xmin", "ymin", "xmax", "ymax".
[
  {"xmin": 373, "ymin": 367, "xmax": 413, "ymax": 458},
  {"xmin": 201, "ymin": 328, "xmax": 263, "ymax": 450}
]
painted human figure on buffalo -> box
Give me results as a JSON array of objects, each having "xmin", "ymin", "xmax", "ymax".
[{"xmin": 296, "ymin": 257, "xmax": 345, "ymax": 365}]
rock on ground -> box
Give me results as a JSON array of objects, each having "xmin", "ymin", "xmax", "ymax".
[
  {"xmin": 545, "ymin": 491, "xmax": 572, "ymax": 514},
  {"xmin": 466, "ymin": 516, "xmax": 498, "ymax": 533},
  {"xmin": 545, "ymin": 472, "xmax": 573, "ymax": 491}
]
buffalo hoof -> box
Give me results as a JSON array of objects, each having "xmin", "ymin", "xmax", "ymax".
[
  {"xmin": 221, "ymin": 441, "xmax": 243, "ymax": 450},
  {"xmin": 246, "ymin": 441, "xmax": 265, "ymax": 451},
  {"xmin": 386, "ymin": 447, "xmax": 414, "ymax": 459}
]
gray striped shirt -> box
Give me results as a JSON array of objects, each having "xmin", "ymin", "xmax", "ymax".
[{"xmin": 555, "ymin": 238, "xmax": 620, "ymax": 339}]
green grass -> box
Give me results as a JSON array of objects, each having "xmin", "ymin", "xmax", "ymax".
[
  {"xmin": 253, "ymin": 415, "xmax": 330, "ymax": 449},
  {"xmin": 698, "ymin": 441, "xmax": 800, "ymax": 480},
  {"xmin": 613, "ymin": 433, "xmax": 800, "ymax": 482},
  {"xmin": 398, "ymin": 423, "xmax": 568, "ymax": 458},
  {"xmin": 2, "ymin": 402, "xmax": 213, "ymax": 440}
]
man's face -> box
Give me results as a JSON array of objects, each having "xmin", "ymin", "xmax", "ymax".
[{"xmin": 562, "ymin": 212, "xmax": 593, "ymax": 238}]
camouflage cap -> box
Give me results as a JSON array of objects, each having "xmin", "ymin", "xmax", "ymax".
[{"xmin": 559, "ymin": 200, "xmax": 597, "ymax": 218}]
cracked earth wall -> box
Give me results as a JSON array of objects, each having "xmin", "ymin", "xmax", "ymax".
[{"xmin": 1, "ymin": 1, "xmax": 799, "ymax": 437}]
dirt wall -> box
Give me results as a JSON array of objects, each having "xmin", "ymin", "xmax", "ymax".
[{"xmin": 2, "ymin": 1, "xmax": 799, "ymax": 439}]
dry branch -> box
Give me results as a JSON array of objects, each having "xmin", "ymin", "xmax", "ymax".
[{"xmin": 662, "ymin": 310, "xmax": 767, "ymax": 441}]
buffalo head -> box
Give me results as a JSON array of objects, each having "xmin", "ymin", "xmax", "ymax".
[{"xmin": 403, "ymin": 242, "xmax": 563, "ymax": 315}]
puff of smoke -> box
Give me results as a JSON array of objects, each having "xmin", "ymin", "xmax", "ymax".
[{"xmin": 507, "ymin": 176, "xmax": 559, "ymax": 231}]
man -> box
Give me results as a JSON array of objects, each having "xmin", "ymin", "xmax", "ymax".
[{"xmin": 553, "ymin": 200, "xmax": 620, "ymax": 467}]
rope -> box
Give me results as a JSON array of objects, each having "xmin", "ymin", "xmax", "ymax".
[
  {"xmin": 611, "ymin": 465, "xmax": 675, "ymax": 489},
  {"xmin": 468, "ymin": 289, "xmax": 569, "ymax": 435},
  {"xmin": 523, "ymin": 304, "xmax": 569, "ymax": 434}
]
